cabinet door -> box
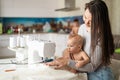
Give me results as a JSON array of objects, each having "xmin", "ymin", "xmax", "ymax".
[
  {"xmin": 49, "ymin": 34, "xmax": 68, "ymax": 57},
  {"xmin": 0, "ymin": 37, "xmax": 15, "ymax": 58}
]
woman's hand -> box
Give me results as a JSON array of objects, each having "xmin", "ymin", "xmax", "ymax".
[{"xmin": 45, "ymin": 60, "xmax": 59, "ymax": 66}]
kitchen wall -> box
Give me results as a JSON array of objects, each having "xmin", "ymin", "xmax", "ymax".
[
  {"xmin": 0, "ymin": 0, "xmax": 120, "ymax": 34},
  {"xmin": 111, "ymin": 0, "xmax": 120, "ymax": 35},
  {"xmin": 2, "ymin": 16, "xmax": 84, "ymax": 34},
  {"xmin": 0, "ymin": 0, "xmax": 88, "ymax": 34},
  {"xmin": 104, "ymin": 0, "xmax": 120, "ymax": 35},
  {"xmin": 0, "ymin": 0, "xmax": 90, "ymax": 17},
  {"xmin": 0, "ymin": 0, "xmax": 59, "ymax": 17}
]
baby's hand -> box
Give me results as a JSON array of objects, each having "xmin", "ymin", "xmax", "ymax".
[
  {"xmin": 46, "ymin": 57, "xmax": 62, "ymax": 65},
  {"xmin": 45, "ymin": 60, "xmax": 60, "ymax": 69},
  {"xmin": 45, "ymin": 59, "xmax": 61, "ymax": 66},
  {"xmin": 70, "ymin": 69, "xmax": 79, "ymax": 74},
  {"xmin": 45, "ymin": 61, "xmax": 56, "ymax": 66},
  {"xmin": 46, "ymin": 57, "xmax": 68, "ymax": 69}
]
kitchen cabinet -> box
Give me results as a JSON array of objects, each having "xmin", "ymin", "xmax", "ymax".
[
  {"xmin": 49, "ymin": 33, "xmax": 68, "ymax": 57},
  {"xmin": 0, "ymin": 33, "xmax": 69, "ymax": 58},
  {"xmin": 0, "ymin": 35, "xmax": 15, "ymax": 58}
]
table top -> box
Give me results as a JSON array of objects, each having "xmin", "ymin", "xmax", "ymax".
[
  {"xmin": 8, "ymin": 47, "xmax": 26, "ymax": 52},
  {"xmin": 0, "ymin": 58, "xmax": 87, "ymax": 80}
]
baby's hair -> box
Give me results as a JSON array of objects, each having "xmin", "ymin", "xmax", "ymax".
[{"xmin": 68, "ymin": 34, "xmax": 83, "ymax": 46}]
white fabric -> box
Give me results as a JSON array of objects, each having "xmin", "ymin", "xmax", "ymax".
[
  {"xmin": 9, "ymin": 37, "xmax": 17, "ymax": 48},
  {"xmin": 0, "ymin": 64, "xmax": 87, "ymax": 80}
]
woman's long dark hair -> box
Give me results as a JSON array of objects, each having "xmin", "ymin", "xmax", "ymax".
[{"xmin": 85, "ymin": 0, "xmax": 114, "ymax": 65}]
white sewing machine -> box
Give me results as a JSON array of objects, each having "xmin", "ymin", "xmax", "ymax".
[{"xmin": 27, "ymin": 40, "xmax": 56, "ymax": 64}]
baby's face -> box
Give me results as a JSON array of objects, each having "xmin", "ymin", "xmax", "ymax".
[{"xmin": 67, "ymin": 39, "xmax": 81, "ymax": 53}]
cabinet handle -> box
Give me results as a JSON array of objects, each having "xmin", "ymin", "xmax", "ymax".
[{"xmin": 0, "ymin": 46, "xmax": 7, "ymax": 48}]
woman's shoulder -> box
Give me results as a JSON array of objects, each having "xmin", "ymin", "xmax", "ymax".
[
  {"xmin": 80, "ymin": 24, "xmax": 86, "ymax": 29},
  {"xmin": 78, "ymin": 24, "xmax": 86, "ymax": 35}
]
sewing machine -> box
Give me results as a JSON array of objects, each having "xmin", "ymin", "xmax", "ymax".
[{"xmin": 27, "ymin": 40, "xmax": 56, "ymax": 64}]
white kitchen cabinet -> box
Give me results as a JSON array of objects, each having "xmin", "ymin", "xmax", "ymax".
[
  {"xmin": 49, "ymin": 33, "xmax": 68, "ymax": 57},
  {"xmin": 0, "ymin": 35, "xmax": 15, "ymax": 58},
  {"xmin": 0, "ymin": 33, "xmax": 69, "ymax": 58}
]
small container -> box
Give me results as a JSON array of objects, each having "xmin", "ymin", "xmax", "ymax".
[
  {"xmin": 17, "ymin": 36, "xmax": 20, "ymax": 47},
  {"xmin": 32, "ymin": 29, "xmax": 36, "ymax": 33},
  {"xmin": 9, "ymin": 37, "xmax": 17, "ymax": 48},
  {"xmin": 20, "ymin": 37, "xmax": 25, "ymax": 48}
]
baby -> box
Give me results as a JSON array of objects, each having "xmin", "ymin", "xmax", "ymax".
[{"xmin": 46, "ymin": 34, "xmax": 90, "ymax": 73}]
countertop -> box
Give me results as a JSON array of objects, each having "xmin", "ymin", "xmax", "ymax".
[
  {"xmin": 0, "ymin": 32, "xmax": 69, "ymax": 36},
  {"xmin": 0, "ymin": 58, "xmax": 87, "ymax": 80}
]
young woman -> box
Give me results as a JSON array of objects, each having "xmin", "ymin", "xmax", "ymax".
[{"xmin": 47, "ymin": 0, "xmax": 115, "ymax": 80}]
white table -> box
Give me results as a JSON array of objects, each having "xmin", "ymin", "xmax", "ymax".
[
  {"xmin": 0, "ymin": 58, "xmax": 87, "ymax": 80},
  {"xmin": 8, "ymin": 47, "xmax": 28, "ymax": 63}
]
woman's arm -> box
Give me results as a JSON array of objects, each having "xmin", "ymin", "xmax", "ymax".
[
  {"xmin": 68, "ymin": 45, "xmax": 102, "ymax": 72},
  {"xmin": 75, "ymin": 51, "xmax": 90, "ymax": 68},
  {"xmin": 68, "ymin": 60, "xmax": 93, "ymax": 72}
]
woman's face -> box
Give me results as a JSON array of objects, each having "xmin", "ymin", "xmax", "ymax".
[{"xmin": 83, "ymin": 8, "xmax": 92, "ymax": 27}]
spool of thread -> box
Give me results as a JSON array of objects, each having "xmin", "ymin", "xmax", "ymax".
[
  {"xmin": 20, "ymin": 37, "xmax": 25, "ymax": 48},
  {"xmin": 17, "ymin": 36, "xmax": 20, "ymax": 47},
  {"xmin": 9, "ymin": 37, "xmax": 17, "ymax": 48}
]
